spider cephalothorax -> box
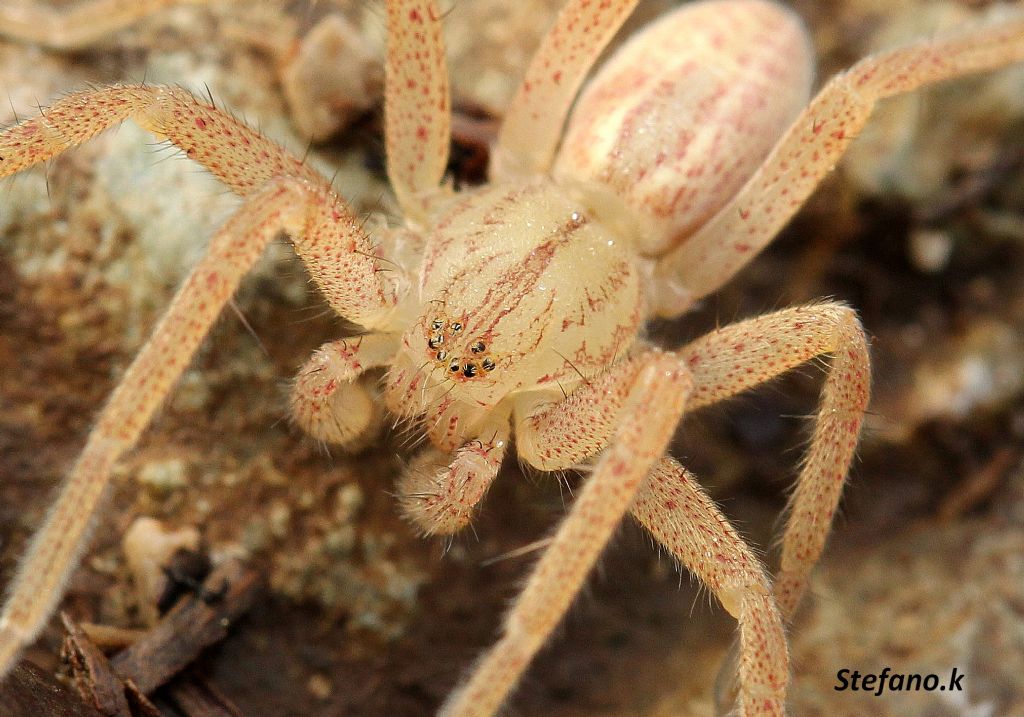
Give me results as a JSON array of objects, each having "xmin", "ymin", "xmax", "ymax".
[
  {"xmin": 385, "ymin": 179, "xmax": 644, "ymax": 428},
  {"xmin": 1, "ymin": 1, "xmax": 1022, "ymax": 715}
]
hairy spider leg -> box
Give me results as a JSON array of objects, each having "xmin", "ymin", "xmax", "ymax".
[
  {"xmin": 0, "ymin": 69, "xmax": 420, "ymax": 676},
  {"xmin": 0, "ymin": 178, "xmax": 309, "ymax": 675},
  {"xmin": 678, "ymin": 303, "xmax": 871, "ymax": 618},
  {"xmin": 441, "ymin": 351, "xmax": 693, "ymax": 717},
  {"xmin": 635, "ymin": 457, "xmax": 787, "ymax": 716},
  {"xmin": 490, "ymin": 0, "xmax": 639, "ymax": 181},
  {"xmin": 641, "ymin": 303, "xmax": 868, "ymax": 714},
  {"xmin": 385, "ymin": 0, "xmax": 451, "ymax": 220},
  {"xmin": 398, "ymin": 414, "xmax": 511, "ymax": 535},
  {"xmin": 291, "ymin": 333, "xmax": 401, "ymax": 449},
  {"xmin": 513, "ymin": 302, "xmax": 868, "ymax": 713}
]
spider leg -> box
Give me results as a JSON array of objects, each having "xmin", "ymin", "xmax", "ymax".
[
  {"xmin": 0, "ymin": 0, "xmax": 214, "ymax": 50},
  {"xmin": 680, "ymin": 303, "xmax": 871, "ymax": 618},
  {"xmin": 514, "ymin": 357, "xmax": 645, "ymax": 472},
  {"xmin": 0, "ymin": 83, "xmax": 321, "ymax": 194},
  {"xmin": 0, "ymin": 178, "xmax": 314, "ymax": 677},
  {"xmin": 291, "ymin": 334, "xmax": 400, "ymax": 449},
  {"xmin": 423, "ymin": 394, "xmax": 491, "ymax": 453},
  {"xmin": 651, "ymin": 13, "xmax": 1024, "ymax": 316},
  {"xmin": 490, "ymin": 0, "xmax": 639, "ymax": 181},
  {"xmin": 633, "ymin": 457, "xmax": 787, "ymax": 716},
  {"xmin": 440, "ymin": 350, "xmax": 692, "ymax": 717},
  {"xmin": 398, "ymin": 416, "xmax": 510, "ymax": 536},
  {"xmin": 663, "ymin": 304, "xmax": 868, "ymax": 715},
  {"xmin": 515, "ymin": 304, "xmax": 862, "ymax": 713},
  {"xmin": 385, "ymin": 0, "xmax": 451, "ymax": 220},
  {"xmin": 0, "ymin": 79, "xmax": 405, "ymax": 677},
  {"xmin": 0, "ymin": 83, "xmax": 400, "ymax": 325}
]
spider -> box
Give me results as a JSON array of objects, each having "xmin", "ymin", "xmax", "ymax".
[{"xmin": 0, "ymin": 0, "xmax": 1022, "ymax": 715}]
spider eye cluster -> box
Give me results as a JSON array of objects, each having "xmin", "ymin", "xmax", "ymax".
[{"xmin": 426, "ymin": 316, "xmax": 496, "ymax": 379}]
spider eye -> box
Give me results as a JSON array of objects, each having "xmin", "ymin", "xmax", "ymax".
[
  {"xmin": 481, "ymin": 357, "xmax": 495, "ymax": 372},
  {"xmin": 470, "ymin": 341, "xmax": 485, "ymax": 354},
  {"xmin": 427, "ymin": 336, "xmax": 443, "ymax": 349},
  {"xmin": 431, "ymin": 319, "xmax": 444, "ymax": 330},
  {"xmin": 436, "ymin": 351, "xmax": 447, "ymax": 361},
  {"xmin": 462, "ymin": 363, "xmax": 477, "ymax": 378},
  {"xmin": 449, "ymin": 360, "xmax": 460, "ymax": 373},
  {"xmin": 450, "ymin": 322, "xmax": 463, "ymax": 332}
]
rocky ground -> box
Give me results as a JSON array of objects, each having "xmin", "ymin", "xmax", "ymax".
[{"xmin": 1, "ymin": 1, "xmax": 1023, "ymax": 716}]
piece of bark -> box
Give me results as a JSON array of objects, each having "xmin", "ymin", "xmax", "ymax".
[
  {"xmin": 938, "ymin": 447, "xmax": 1018, "ymax": 521},
  {"xmin": 1, "ymin": 559, "xmax": 257, "ymax": 717},
  {"xmin": 110, "ymin": 559, "xmax": 260, "ymax": 695},
  {"xmin": 166, "ymin": 673, "xmax": 244, "ymax": 717},
  {"xmin": 61, "ymin": 615, "xmax": 132, "ymax": 717},
  {"xmin": 121, "ymin": 679, "xmax": 162, "ymax": 717},
  {"xmin": 0, "ymin": 661, "xmax": 105, "ymax": 717}
]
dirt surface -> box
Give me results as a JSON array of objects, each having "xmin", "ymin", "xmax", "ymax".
[{"xmin": 1, "ymin": 1, "xmax": 1024, "ymax": 716}]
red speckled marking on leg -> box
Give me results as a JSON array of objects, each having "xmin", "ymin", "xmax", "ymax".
[
  {"xmin": 679, "ymin": 303, "xmax": 871, "ymax": 619},
  {"xmin": 385, "ymin": 0, "xmax": 450, "ymax": 217},
  {"xmin": 516, "ymin": 356, "xmax": 645, "ymax": 471},
  {"xmin": 633, "ymin": 457, "xmax": 787, "ymax": 716},
  {"xmin": 2, "ymin": 84, "xmax": 320, "ymax": 193},
  {"xmin": 0, "ymin": 179, "xmax": 314, "ymax": 676},
  {"xmin": 493, "ymin": 0, "xmax": 639, "ymax": 180},
  {"xmin": 440, "ymin": 352, "xmax": 692, "ymax": 717}
]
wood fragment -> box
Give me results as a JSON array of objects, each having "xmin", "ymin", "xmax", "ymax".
[
  {"xmin": 1, "ymin": 560, "xmax": 257, "ymax": 716},
  {"xmin": 938, "ymin": 447, "xmax": 1018, "ymax": 521},
  {"xmin": 0, "ymin": 661, "xmax": 105, "ymax": 717},
  {"xmin": 61, "ymin": 614, "xmax": 132, "ymax": 717},
  {"xmin": 122, "ymin": 678, "xmax": 162, "ymax": 717},
  {"xmin": 110, "ymin": 558, "xmax": 260, "ymax": 695},
  {"xmin": 167, "ymin": 673, "xmax": 245, "ymax": 717}
]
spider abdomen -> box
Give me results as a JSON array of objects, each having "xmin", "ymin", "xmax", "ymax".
[{"xmin": 554, "ymin": 0, "xmax": 814, "ymax": 256}]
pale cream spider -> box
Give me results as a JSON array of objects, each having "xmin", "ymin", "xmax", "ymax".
[{"xmin": 1, "ymin": 1, "xmax": 1023, "ymax": 715}]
